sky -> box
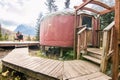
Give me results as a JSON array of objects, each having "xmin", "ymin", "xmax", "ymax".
[{"xmin": 0, "ymin": 0, "xmax": 82, "ymax": 31}]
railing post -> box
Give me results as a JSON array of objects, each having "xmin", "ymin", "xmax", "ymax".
[
  {"xmin": 100, "ymin": 31, "xmax": 110, "ymax": 72},
  {"xmin": 77, "ymin": 35, "xmax": 80, "ymax": 59}
]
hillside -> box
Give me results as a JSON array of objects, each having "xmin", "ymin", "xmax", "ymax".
[{"xmin": 0, "ymin": 26, "xmax": 15, "ymax": 36}]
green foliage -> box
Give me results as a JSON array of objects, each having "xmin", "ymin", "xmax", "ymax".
[
  {"xmin": 27, "ymin": 35, "xmax": 31, "ymax": 41},
  {"xmin": 36, "ymin": 50, "xmax": 48, "ymax": 58},
  {"xmin": 35, "ymin": 12, "xmax": 43, "ymax": 41},
  {"xmin": 0, "ymin": 26, "xmax": 9, "ymax": 41},
  {"xmin": 0, "ymin": 27, "xmax": 3, "ymax": 41},
  {"xmin": 63, "ymin": 50, "xmax": 74, "ymax": 60},
  {"xmin": 4, "ymin": 33, "xmax": 9, "ymax": 40},
  {"xmin": 14, "ymin": 76, "xmax": 21, "ymax": 80},
  {"xmin": 100, "ymin": 12, "xmax": 114, "ymax": 30}
]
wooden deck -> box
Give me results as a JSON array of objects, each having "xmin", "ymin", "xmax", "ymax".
[
  {"xmin": 0, "ymin": 41, "xmax": 39, "ymax": 47},
  {"xmin": 2, "ymin": 48, "xmax": 111, "ymax": 80}
]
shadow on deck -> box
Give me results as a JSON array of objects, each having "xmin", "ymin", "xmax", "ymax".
[{"xmin": 1, "ymin": 48, "xmax": 111, "ymax": 80}]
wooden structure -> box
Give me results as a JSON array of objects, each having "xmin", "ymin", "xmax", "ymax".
[
  {"xmin": 74, "ymin": 0, "xmax": 120, "ymax": 80},
  {"xmin": 2, "ymin": 48, "xmax": 111, "ymax": 80},
  {"xmin": 74, "ymin": 0, "xmax": 115, "ymax": 72},
  {"xmin": 112, "ymin": 0, "xmax": 120, "ymax": 80},
  {"xmin": 0, "ymin": 41, "xmax": 39, "ymax": 47},
  {"xmin": 73, "ymin": 0, "xmax": 115, "ymax": 58}
]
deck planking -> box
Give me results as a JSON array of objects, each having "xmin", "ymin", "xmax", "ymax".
[
  {"xmin": 87, "ymin": 48, "xmax": 103, "ymax": 55},
  {"xmin": 2, "ymin": 48, "xmax": 111, "ymax": 80},
  {"xmin": 0, "ymin": 41, "xmax": 39, "ymax": 47}
]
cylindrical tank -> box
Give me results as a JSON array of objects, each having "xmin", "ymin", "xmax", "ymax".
[{"xmin": 40, "ymin": 11, "xmax": 74, "ymax": 47}]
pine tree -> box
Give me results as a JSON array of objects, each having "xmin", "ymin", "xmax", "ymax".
[
  {"xmin": 35, "ymin": 12, "xmax": 43, "ymax": 41},
  {"xmin": 4, "ymin": 33, "xmax": 9, "ymax": 40},
  {"xmin": 91, "ymin": 0, "xmax": 115, "ymax": 29},
  {"xmin": 100, "ymin": 12, "xmax": 114, "ymax": 29},
  {"xmin": 45, "ymin": 0, "xmax": 58, "ymax": 13},
  {"xmin": 0, "ymin": 24, "xmax": 3, "ymax": 41},
  {"xmin": 65, "ymin": 0, "xmax": 70, "ymax": 9}
]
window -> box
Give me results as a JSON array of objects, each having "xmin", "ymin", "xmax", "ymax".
[{"xmin": 82, "ymin": 16, "xmax": 92, "ymax": 28}]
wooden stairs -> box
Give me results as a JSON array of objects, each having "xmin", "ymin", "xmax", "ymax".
[{"xmin": 82, "ymin": 48, "xmax": 102, "ymax": 64}]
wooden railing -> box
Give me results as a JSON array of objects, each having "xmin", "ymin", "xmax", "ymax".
[
  {"xmin": 77, "ymin": 25, "xmax": 87, "ymax": 59},
  {"xmin": 100, "ymin": 21, "xmax": 115, "ymax": 72}
]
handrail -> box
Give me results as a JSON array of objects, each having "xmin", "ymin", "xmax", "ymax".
[
  {"xmin": 77, "ymin": 27, "xmax": 87, "ymax": 34},
  {"xmin": 77, "ymin": 25, "xmax": 87, "ymax": 59},
  {"xmin": 100, "ymin": 21, "xmax": 115, "ymax": 72},
  {"xmin": 76, "ymin": 25, "xmax": 87, "ymax": 29},
  {"xmin": 103, "ymin": 21, "xmax": 115, "ymax": 31}
]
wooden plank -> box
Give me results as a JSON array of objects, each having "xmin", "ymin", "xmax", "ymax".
[
  {"xmin": 2, "ymin": 48, "xmax": 111, "ymax": 80},
  {"xmin": 0, "ymin": 41, "xmax": 39, "ymax": 47},
  {"xmin": 68, "ymin": 72, "xmax": 111, "ymax": 80},
  {"xmin": 90, "ymin": 75, "xmax": 112, "ymax": 80},
  {"xmin": 87, "ymin": 48, "xmax": 102, "ymax": 55},
  {"xmin": 2, "ymin": 61, "xmax": 59, "ymax": 80},
  {"xmin": 63, "ymin": 60, "xmax": 100, "ymax": 80},
  {"xmin": 68, "ymin": 61, "xmax": 88, "ymax": 75},
  {"xmin": 49, "ymin": 62, "xmax": 63, "ymax": 79},
  {"xmin": 64, "ymin": 61, "xmax": 80, "ymax": 79},
  {"xmin": 100, "ymin": 30, "xmax": 110, "ymax": 72},
  {"xmin": 90, "ymin": 1, "xmax": 111, "ymax": 10},
  {"xmin": 100, "ymin": 6, "xmax": 115, "ymax": 15},
  {"xmin": 77, "ymin": 27, "xmax": 87, "ymax": 35},
  {"xmin": 103, "ymin": 21, "xmax": 115, "ymax": 31},
  {"xmin": 82, "ymin": 55, "xmax": 101, "ymax": 64},
  {"xmin": 76, "ymin": 0, "xmax": 93, "ymax": 11},
  {"xmin": 112, "ymin": 0, "xmax": 120, "ymax": 79}
]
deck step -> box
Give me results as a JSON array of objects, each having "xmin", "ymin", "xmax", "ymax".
[
  {"xmin": 88, "ymin": 52, "xmax": 101, "ymax": 59},
  {"xmin": 83, "ymin": 55, "xmax": 101, "ymax": 64},
  {"xmin": 87, "ymin": 48, "xmax": 102, "ymax": 55}
]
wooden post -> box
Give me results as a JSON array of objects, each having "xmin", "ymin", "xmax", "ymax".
[
  {"xmin": 100, "ymin": 31, "xmax": 110, "ymax": 72},
  {"xmin": 112, "ymin": 0, "xmax": 120, "ymax": 80},
  {"xmin": 60, "ymin": 48, "xmax": 63, "ymax": 58},
  {"xmin": 73, "ymin": 11, "xmax": 78, "ymax": 59}
]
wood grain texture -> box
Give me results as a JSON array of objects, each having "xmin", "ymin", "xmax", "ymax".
[{"xmin": 2, "ymin": 48, "xmax": 111, "ymax": 80}]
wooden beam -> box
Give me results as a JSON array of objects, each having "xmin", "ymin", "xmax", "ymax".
[
  {"xmin": 100, "ymin": 6, "xmax": 115, "ymax": 15},
  {"xmin": 91, "ymin": 1, "xmax": 111, "ymax": 10},
  {"xmin": 74, "ymin": 6, "xmax": 100, "ymax": 14},
  {"xmin": 83, "ymin": 0, "xmax": 111, "ymax": 10},
  {"xmin": 82, "ymin": 7, "xmax": 100, "ymax": 14},
  {"xmin": 112, "ymin": 0, "xmax": 120, "ymax": 80},
  {"xmin": 76, "ymin": 0, "xmax": 93, "ymax": 11}
]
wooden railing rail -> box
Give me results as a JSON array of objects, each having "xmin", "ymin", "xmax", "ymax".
[
  {"xmin": 77, "ymin": 26, "xmax": 87, "ymax": 59},
  {"xmin": 77, "ymin": 27, "xmax": 87, "ymax": 34},
  {"xmin": 100, "ymin": 21, "xmax": 115, "ymax": 72},
  {"xmin": 103, "ymin": 21, "xmax": 115, "ymax": 31}
]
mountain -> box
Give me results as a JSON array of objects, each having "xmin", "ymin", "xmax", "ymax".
[
  {"xmin": 0, "ymin": 26, "xmax": 15, "ymax": 35},
  {"xmin": 14, "ymin": 24, "xmax": 36, "ymax": 36}
]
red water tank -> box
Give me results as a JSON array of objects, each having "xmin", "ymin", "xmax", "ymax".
[{"xmin": 40, "ymin": 11, "xmax": 74, "ymax": 47}]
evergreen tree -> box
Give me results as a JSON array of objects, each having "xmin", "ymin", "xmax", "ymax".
[
  {"xmin": 100, "ymin": 12, "xmax": 114, "ymax": 29},
  {"xmin": 35, "ymin": 12, "xmax": 43, "ymax": 41},
  {"xmin": 4, "ymin": 33, "xmax": 9, "ymax": 40},
  {"xmin": 45, "ymin": 0, "xmax": 58, "ymax": 13},
  {"xmin": 0, "ymin": 24, "xmax": 3, "ymax": 41},
  {"xmin": 91, "ymin": 0, "xmax": 115, "ymax": 29},
  {"xmin": 65, "ymin": 0, "xmax": 70, "ymax": 9}
]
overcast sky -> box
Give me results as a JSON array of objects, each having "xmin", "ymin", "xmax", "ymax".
[{"xmin": 0, "ymin": 0, "xmax": 82, "ymax": 31}]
